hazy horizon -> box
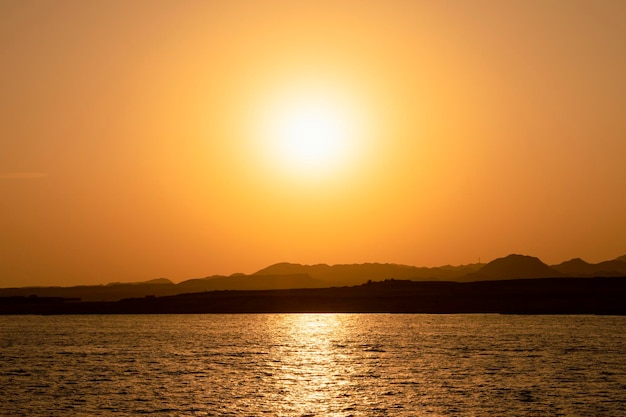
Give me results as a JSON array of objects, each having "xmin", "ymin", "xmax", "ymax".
[{"xmin": 2, "ymin": 1, "xmax": 625, "ymax": 287}]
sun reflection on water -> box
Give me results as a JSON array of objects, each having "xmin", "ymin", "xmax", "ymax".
[{"xmin": 268, "ymin": 314, "xmax": 363, "ymax": 416}]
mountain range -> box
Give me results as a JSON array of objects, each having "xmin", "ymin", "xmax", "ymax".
[{"xmin": 1, "ymin": 254, "xmax": 625, "ymax": 301}]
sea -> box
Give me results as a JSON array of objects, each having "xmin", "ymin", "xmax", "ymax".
[{"xmin": 1, "ymin": 314, "xmax": 625, "ymax": 416}]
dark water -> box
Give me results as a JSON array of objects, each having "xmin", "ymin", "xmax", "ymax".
[{"xmin": 1, "ymin": 314, "xmax": 625, "ymax": 416}]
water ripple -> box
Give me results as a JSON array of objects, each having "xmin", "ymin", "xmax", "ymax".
[{"xmin": 0, "ymin": 314, "xmax": 625, "ymax": 416}]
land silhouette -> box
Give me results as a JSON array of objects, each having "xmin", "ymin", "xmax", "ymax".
[
  {"xmin": 0, "ymin": 253, "xmax": 625, "ymax": 315},
  {"xmin": 1, "ymin": 277, "xmax": 624, "ymax": 315},
  {"xmin": 1, "ymin": 253, "xmax": 625, "ymax": 301}
]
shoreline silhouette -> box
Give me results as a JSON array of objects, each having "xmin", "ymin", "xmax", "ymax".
[{"xmin": 2, "ymin": 276, "xmax": 625, "ymax": 315}]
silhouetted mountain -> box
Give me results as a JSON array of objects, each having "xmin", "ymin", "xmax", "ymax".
[
  {"xmin": 0, "ymin": 274, "xmax": 324, "ymax": 301},
  {"xmin": 552, "ymin": 258, "xmax": 626, "ymax": 277},
  {"xmin": 253, "ymin": 262, "xmax": 483, "ymax": 286},
  {"xmin": 1, "ymin": 254, "xmax": 624, "ymax": 302},
  {"xmin": 106, "ymin": 278, "xmax": 174, "ymax": 286},
  {"xmin": 176, "ymin": 273, "xmax": 325, "ymax": 292},
  {"xmin": 592, "ymin": 260, "xmax": 626, "ymax": 276},
  {"xmin": 552, "ymin": 258, "xmax": 598, "ymax": 276},
  {"xmin": 143, "ymin": 278, "xmax": 174, "ymax": 285},
  {"xmin": 462, "ymin": 254, "xmax": 561, "ymax": 281},
  {"xmin": 616, "ymin": 255, "xmax": 626, "ymax": 263}
]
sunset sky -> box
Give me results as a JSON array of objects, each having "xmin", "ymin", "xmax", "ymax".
[{"xmin": 1, "ymin": 0, "xmax": 625, "ymax": 287}]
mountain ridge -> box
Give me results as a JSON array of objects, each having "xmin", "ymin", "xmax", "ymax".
[
  {"xmin": 1, "ymin": 253, "xmax": 624, "ymax": 301},
  {"xmin": 253, "ymin": 262, "xmax": 483, "ymax": 286},
  {"xmin": 461, "ymin": 254, "xmax": 561, "ymax": 281}
]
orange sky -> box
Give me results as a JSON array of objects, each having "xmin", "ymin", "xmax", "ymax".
[{"xmin": 1, "ymin": 0, "xmax": 625, "ymax": 287}]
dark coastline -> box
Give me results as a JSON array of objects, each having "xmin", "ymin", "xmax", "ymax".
[{"xmin": 1, "ymin": 277, "xmax": 625, "ymax": 315}]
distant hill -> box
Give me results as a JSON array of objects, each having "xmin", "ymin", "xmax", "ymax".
[
  {"xmin": 462, "ymin": 254, "xmax": 561, "ymax": 281},
  {"xmin": 176, "ymin": 273, "xmax": 325, "ymax": 292},
  {"xmin": 106, "ymin": 278, "xmax": 174, "ymax": 286},
  {"xmin": 0, "ymin": 274, "xmax": 324, "ymax": 302},
  {"xmin": 1, "ymin": 253, "xmax": 624, "ymax": 301},
  {"xmin": 253, "ymin": 262, "xmax": 483, "ymax": 286},
  {"xmin": 591, "ymin": 260, "xmax": 626, "ymax": 276},
  {"xmin": 552, "ymin": 258, "xmax": 626, "ymax": 277},
  {"xmin": 552, "ymin": 258, "xmax": 598, "ymax": 276},
  {"xmin": 142, "ymin": 278, "xmax": 174, "ymax": 285}
]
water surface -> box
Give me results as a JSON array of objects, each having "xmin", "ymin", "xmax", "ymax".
[{"xmin": 1, "ymin": 314, "xmax": 625, "ymax": 416}]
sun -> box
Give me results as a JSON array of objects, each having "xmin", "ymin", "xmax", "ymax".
[
  {"xmin": 274, "ymin": 96, "xmax": 350, "ymax": 169},
  {"xmin": 254, "ymin": 82, "xmax": 368, "ymax": 183}
]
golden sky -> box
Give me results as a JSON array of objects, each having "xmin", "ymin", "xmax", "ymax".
[{"xmin": 1, "ymin": 0, "xmax": 625, "ymax": 286}]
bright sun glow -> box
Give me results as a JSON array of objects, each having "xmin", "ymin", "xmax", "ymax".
[
  {"xmin": 275, "ymin": 97, "xmax": 350, "ymax": 169},
  {"xmin": 254, "ymin": 81, "xmax": 370, "ymax": 183}
]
